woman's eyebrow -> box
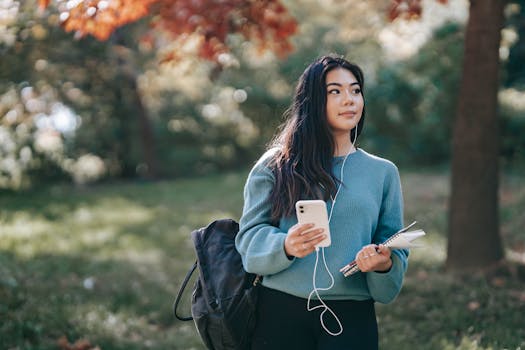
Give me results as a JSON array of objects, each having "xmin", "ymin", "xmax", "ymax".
[{"xmin": 326, "ymin": 82, "xmax": 360, "ymax": 87}]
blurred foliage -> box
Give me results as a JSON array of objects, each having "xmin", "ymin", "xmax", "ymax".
[
  {"xmin": 0, "ymin": 0, "xmax": 153, "ymax": 187},
  {"xmin": 1, "ymin": 0, "xmax": 525, "ymax": 190},
  {"xmin": 364, "ymin": 22, "xmax": 463, "ymax": 165},
  {"xmin": 501, "ymin": 1, "xmax": 525, "ymax": 168},
  {"xmin": 504, "ymin": 0, "xmax": 525, "ymax": 88}
]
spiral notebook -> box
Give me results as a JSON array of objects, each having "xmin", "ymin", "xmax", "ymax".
[{"xmin": 339, "ymin": 221, "xmax": 425, "ymax": 277}]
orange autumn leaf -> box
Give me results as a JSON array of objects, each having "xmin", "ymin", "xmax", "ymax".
[
  {"xmin": 388, "ymin": 0, "xmax": 422, "ymax": 21},
  {"xmin": 38, "ymin": 0, "xmax": 297, "ymax": 62},
  {"xmin": 152, "ymin": 0, "xmax": 297, "ymax": 60},
  {"xmin": 58, "ymin": 0, "xmax": 157, "ymax": 41},
  {"xmin": 38, "ymin": 0, "xmax": 51, "ymax": 10},
  {"xmin": 388, "ymin": 0, "xmax": 448, "ymax": 21}
]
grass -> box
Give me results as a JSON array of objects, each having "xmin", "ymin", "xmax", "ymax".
[{"xmin": 0, "ymin": 169, "xmax": 524, "ymax": 350}]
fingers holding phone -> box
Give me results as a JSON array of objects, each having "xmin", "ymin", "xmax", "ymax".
[{"xmin": 284, "ymin": 223, "xmax": 326, "ymax": 258}]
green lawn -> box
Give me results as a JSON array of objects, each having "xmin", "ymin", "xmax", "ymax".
[{"xmin": 0, "ymin": 170, "xmax": 524, "ymax": 350}]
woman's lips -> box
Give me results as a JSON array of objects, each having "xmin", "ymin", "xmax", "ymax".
[{"xmin": 339, "ymin": 111, "xmax": 357, "ymax": 117}]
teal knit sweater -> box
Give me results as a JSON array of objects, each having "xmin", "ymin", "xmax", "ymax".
[{"xmin": 235, "ymin": 148, "xmax": 408, "ymax": 304}]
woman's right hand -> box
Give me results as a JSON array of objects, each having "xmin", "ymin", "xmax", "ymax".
[{"xmin": 284, "ymin": 223, "xmax": 326, "ymax": 258}]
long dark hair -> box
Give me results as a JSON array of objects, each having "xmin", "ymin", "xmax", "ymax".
[{"xmin": 268, "ymin": 55, "xmax": 366, "ymax": 222}]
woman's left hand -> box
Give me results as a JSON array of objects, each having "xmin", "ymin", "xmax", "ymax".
[{"xmin": 355, "ymin": 244, "xmax": 392, "ymax": 273}]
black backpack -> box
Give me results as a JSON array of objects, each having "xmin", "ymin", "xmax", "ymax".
[{"xmin": 174, "ymin": 219, "xmax": 261, "ymax": 350}]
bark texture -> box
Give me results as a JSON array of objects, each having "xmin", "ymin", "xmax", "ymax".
[{"xmin": 447, "ymin": 0, "xmax": 505, "ymax": 270}]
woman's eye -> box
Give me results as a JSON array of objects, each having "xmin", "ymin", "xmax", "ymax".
[
  {"xmin": 353, "ymin": 88, "xmax": 361, "ymax": 94},
  {"xmin": 328, "ymin": 89, "xmax": 340, "ymax": 95}
]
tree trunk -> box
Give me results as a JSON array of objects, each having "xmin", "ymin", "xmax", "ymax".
[
  {"xmin": 447, "ymin": 0, "xmax": 505, "ymax": 271},
  {"xmin": 127, "ymin": 73, "xmax": 159, "ymax": 179},
  {"xmin": 111, "ymin": 31, "xmax": 158, "ymax": 180}
]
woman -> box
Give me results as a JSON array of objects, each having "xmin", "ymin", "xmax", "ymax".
[{"xmin": 235, "ymin": 55, "xmax": 408, "ymax": 349}]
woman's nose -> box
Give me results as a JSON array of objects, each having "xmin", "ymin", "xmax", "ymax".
[{"xmin": 343, "ymin": 90, "xmax": 354, "ymax": 105}]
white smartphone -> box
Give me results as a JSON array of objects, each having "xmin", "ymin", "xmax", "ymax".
[{"xmin": 295, "ymin": 200, "xmax": 331, "ymax": 248}]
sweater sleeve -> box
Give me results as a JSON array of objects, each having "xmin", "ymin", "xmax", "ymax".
[
  {"xmin": 366, "ymin": 163, "xmax": 408, "ymax": 304},
  {"xmin": 235, "ymin": 155, "xmax": 295, "ymax": 276}
]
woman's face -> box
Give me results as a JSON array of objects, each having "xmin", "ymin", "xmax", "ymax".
[{"xmin": 325, "ymin": 68, "xmax": 364, "ymax": 137}]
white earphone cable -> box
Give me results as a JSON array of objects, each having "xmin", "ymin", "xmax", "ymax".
[
  {"xmin": 306, "ymin": 127, "xmax": 357, "ymax": 336},
  {"xmin": 307, "ymin": 247, "xmax": 343, "ymax": 336}
]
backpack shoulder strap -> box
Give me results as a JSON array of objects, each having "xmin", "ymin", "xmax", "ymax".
[{"xmin": 173, "ymin": 261, "xmax": 197, "ymax": 321}]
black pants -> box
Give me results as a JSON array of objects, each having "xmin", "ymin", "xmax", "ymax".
[{"xmin": 251, "ymin": 286, "xmax": 378, "ymax": 350}]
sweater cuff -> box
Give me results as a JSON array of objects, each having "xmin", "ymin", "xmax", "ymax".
[
  {"xmin": 274, "ymin": 234, "xmax": 296, "ymax": 269},
  {"xmin": 366, "ymin": 253, "xmax": 404, "ymax": 304},
  {"xmin": 369, "ymin": 254, "xmax": 400, "ymax": 278}
]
